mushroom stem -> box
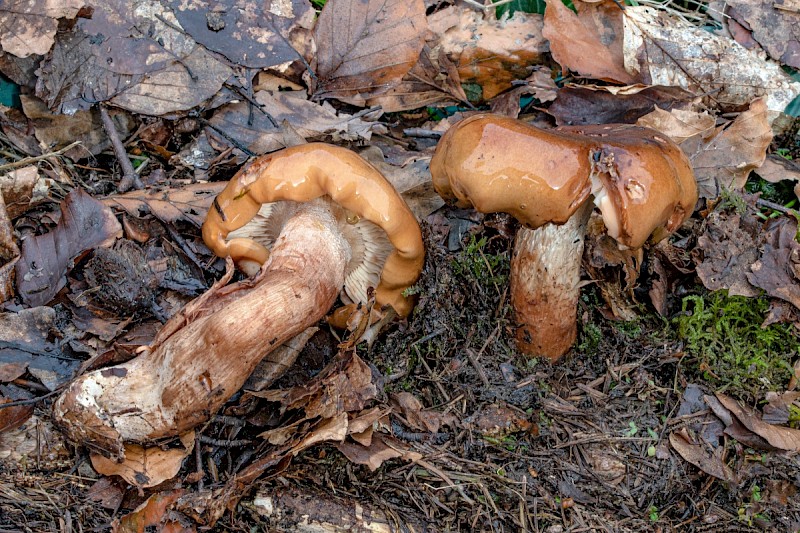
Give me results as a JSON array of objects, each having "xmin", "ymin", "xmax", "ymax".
[
  {"xmin": 511, "ymin": 202, "xmax": 593, "ymax": 361},
  {"xmin": 54, "ymin": 200, "xmax": 352, "ymax": 460}
]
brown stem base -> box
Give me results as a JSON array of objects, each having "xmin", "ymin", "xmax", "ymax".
[
  {"xmin": 53, "ymin": 201, "xmax": 351, "ymax": 460},
  {"xmin": 510, "ymin": 203, "xmax": 592, "ymax": 362}
]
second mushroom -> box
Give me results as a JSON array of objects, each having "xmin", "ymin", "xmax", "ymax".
[
  {"xmin": 430, "ymin": 114, "xmax": 697, "ymax": 361},
  {"xmin": 54, "ymin": 143, "xmax": 424, "ymax": 460}
]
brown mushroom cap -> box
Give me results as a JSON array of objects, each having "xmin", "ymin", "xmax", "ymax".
[
  {"xmin": 431, "ymin": 114, "xmax": 698, "ymax": 247},
  {"xmin": 202, "ymin": 143, "xmax": 424, "ymax": 317}
]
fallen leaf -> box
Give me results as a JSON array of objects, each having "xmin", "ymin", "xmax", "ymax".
[
  {"xmin": 428, "ymin": 5, "xmax": 548, "ymax": 101},
  {"xmin": 16, "ymin": 188, "xmax": 123, "ymax": 307},
  {"xmin": 169, "ymin": 0, "xmax": 314, "ymax": 69},
  {"xmin": 748, "ymin": 217, "xmax": 800, "ymax": 310},
  {"xmin": 669, "ymin": 428, "xmax": 737, "ymax": 483},
  {"xmin": 0, "ymin": 414, "xmax": 69, "ymax": 464},
  {"xmin": 489, "ymin": 67, "xmax": 557, "ymax": 118},
  {"xmin": 289, "ymin": 412, "xmax": 349, "ymax": 455},
  {"xmin": 336, "ymin": 433, "xmax": 405, "ymax": 471},
  {"xmin": 206, "ymin": 90, "xmax": 375, "ymax": 156},
  {"xmin": 762, "ymin": 391, "xmax": 800, "ymax": 425},
  {"xmin": 716, "ymin": 393, "xmax": 800, "ymax": 451},
  {"xmin": 726, "ymin": 0, "xmax": 800, "ymax": 69},
  {"xmin": 623, "ymin": 6, "xmax": 800, "ymax": 123},
  {"xmin": 0, "ymin": 193, "xmax": 19, "ymax": 302},
  {"xmin": 102, "ymin": 182, "xmax": 226, "ymax": 228},
  {"xmin": 693, "ymin": 206, "xmax": 761, "ymax": 297},
  {"xmin": 112, "ymin": 490, "xmax": 194, "ymax": 533},
  {"xmin": 245, "ymin": 327, "xmax": 318, "ymax": 392},
  {"xmin": 91, "ymin": 432, "xmax": 195, "ymax": 489},
  {"xmin": 680, "ymin": 98, "xmax": 772, "ymax": 199},
  {"xmin": 0, "ymin": 395, "xmax": 33, "ymax": 433},
  {"xmin": 85, "ymin": 477, "xmax": 125, "ymax": 512},
  {"xmin": 465, "ymin": 403, "xmax": 531, "ymax": 437},
  {"xmin": 543, "ymin": 0, "xmax": 634, "ymax": 84},
  {"xmin": 0, "ymin": 165, "xmax": 51, "ymax": 219},
  {"xmin": 549, "ymin": 84, "xmax": 694, "ymax": 126},
  {"xmin": 0, "ymin": 0, "xmax": 84, "ymax": 58},
  {"xmin": 312, "ymin": 0, "xmax": 427, "ymax": 102},
  {"xmin": 636, "ymin": 106, "xmax": 717, "ymax": 144},
  {"xmin": 755, "ymin": 154, "xmax": 800, "ymax": 191}
]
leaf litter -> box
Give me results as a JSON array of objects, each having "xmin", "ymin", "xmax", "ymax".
[{"xmin": 1, "ymin": 0, "xmax": 800, "ymax": 531}]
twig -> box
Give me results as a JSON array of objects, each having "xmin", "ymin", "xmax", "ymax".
[
  {"xmin": 756, "ymin": 198, "xmax": 799, "ymax": 217},
  {"xmin": 100, "ymin": 105, "xmax": 142, "ymax": 192},
  {"xmin": 198, "ymin": 435, "xmax": 254, "ymax": 447},
  {"xmin": 403, "ymin": 128, "xmax": 443, "ymax": 139},
  {"xmin": 0, "ymin": 141, "xmax": 81, "ymax": 173},
  {"xmin": 0, "ymin": 389, "xmax": 61, "ymax": 409}
]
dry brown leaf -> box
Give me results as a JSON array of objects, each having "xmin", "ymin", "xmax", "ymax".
[
  {"xmin": 112, "ymin": 490, "xmax": 194, "ymax": 533},
  {"xmin": 0, "ymin": 414, "xmax": 69, "ymax": 464},
  {"xmin": 102, "ymin": 182, "xmax": 226, "ymax": 228},
  {"xmin": 336, "ymin": 433, "xmax": 405, "ymax": 471},
  {"xmin": 636, "ymin": 107, "xmax": 716, "ymax": 144},
  {"xmin": 716, "ymin": 393, "xmax": 800, "ymax": 452},
  {"xmin": 312, "ymin": 0, "xmax": 427, "ymax": 102},
  {"xmin": 763, "ymin": 391, "xmax": 800, "ymax": 425},
  {"xmin": 489, "ymin": 67, "xmax": 557, "ymax": 118},
  {"xmin": 694, "ymin": 206, "xmax": 761, "ymax": 297},
  {"xmin": 289, "ymin": 412, "xmax": 349, "ymax": 455},
  {"xmin": 549, "ymin": 84, "xmax": 694, "ymax": 126},
  {"xmin": 170, "ymin": 0, "xmax": 314, "ymax": 69},
  {"xmin": 623, "ymin": 6, "xmax": 800, "ymax": 122},
  {"xmin": 543, "ymin": 0, "xmax": 634, "ymax": 84},
  {"xmin": 16, "ymin": 188, "xmax": 122, "ymax": 306},
  {"xmin": 748, "ymin": 217, "xmax": 800, "ymax": 310},
  {"xmin": 726, "ymin": 0, "xmax": 800, "ymax": 69},
  {"xmin": 755, "ymin": 154, "xmax": 800, "ymax": 190},
  {"xmin": 0, "ymin": 165, "xmax": 51, "ymax": 219},
  {"xmin": 206, "ymin": 90, "xmax": 375, "ymax": 156},
  {"xmin": 429, "ymin": 6, "xmax": 548, "ymax": 101},
  {"xmin": 91, "ymin": 432, "xmax": 195, "ymax": 489},
  {"xmin": 0, "ymin": 0, "xmax": 84, "ymax": 58},
  {"xmin": 669, "ymin": 428, "xmax": 737, "ymax": 483},
  {"xmin": 680, "ymin": 98, "xmax": 772, "ymax": 199},
  {"xmin": 245, "ymin": 328, "xmax": 318, "ymax": 392},
  {"xmin": 0, "ymin": 193, "xmax": 19, "ymax": 303}
]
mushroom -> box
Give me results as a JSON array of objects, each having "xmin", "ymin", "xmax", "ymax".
[
  {"xmin": 54, "ymin": 143, "xmax": 424, "ymax": 460},
  {"xmin": 430, "ymin": 114, "xmax": 697, "ymax": 361}
]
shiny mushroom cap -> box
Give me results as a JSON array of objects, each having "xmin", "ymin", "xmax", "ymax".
[
  {"xmin": 228, "ymin": 199, "xmax": 394, "ymax": 306},
  {"xmin": 202, "ymin": 143, "xmax": 424, "ymax": 317}
]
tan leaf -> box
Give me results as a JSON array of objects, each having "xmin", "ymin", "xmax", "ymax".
[
  {"xmin": 755, "ymin": 154, "xmax": 800, "ymax": 186},
  {"xmin": 0, "ymin": 165, "xmax": 51, "ymax": 219},
  {"xmin": 290, "ymin": 413, "xmax": 349, "ymax": 455},
  {"xmin": 623, "ymin": 6, "xmax": 800, "ymax": 122},
  {"xmin": 91, "ymin": 432, "xmax": 195, "ymax": 489},
  {"xmin": 636, "ymin": 107, "xmax": 716, "ymax": 144},
  {"xmin": 669, "ymin": 429, "xmax": 737, "ymax": 483},
  {"xmin": 102, "ymin": 182, "xmax": 226, "ymax": 227},
  {"xmin": 0, "ymin": 193, "xmax": 19, "ymax": 303},
  {"xmin": 716, "ymin": 393, "xmax": 800, "ymax": 452},
  {"xmin": 312, "ymin": 0, "xmax": 427, "ymax": 102},
  {"xmin": 0, "ymin": 0, "xmax": 84, "ymax": 57},
  {"xmin": 680, "ymin": 98, "xmax": 772, "ymax": 199},
  {"xmin": 429, "ymin": 6, "xmax": 548, "ymax": 101},
  {"xmin": 543, "ymin": 0, "xmax": 634, "ymax": 84},
  {"xmin": 112, "ymin": 489, "xmax": 194, "ymax": 533}
]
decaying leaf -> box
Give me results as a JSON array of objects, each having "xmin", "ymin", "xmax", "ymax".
[
  {"xmin": 112, "ymin": 489, "xmax": 194, "ymax": 533},
  {"xmin": 716, "ymin": 393, "xmax": 800, "ymax": 452},
  {"xmin": 0, "ymin": 414, "xmax": 69, "ymax": 465},
  {"xmin": 0, "ymin": 0, "xmax": 84, "ymax": 58},
  {"xmin": 0, "ymin": 396, "xmax": 33, "ymax": 434},
  {"xmin": 102, "ymin": 182, "xmax": 226, "ymax": 228},
  {"xmin": 489, "ymin": 67, "xmax": 557, "ymax": 118},
  {"xmin": 169, "ymin": 0, "xmax": 314, "ymax": 69},
  {"xmin": 206, "ymin": 90, "xmax": 375, "ymax": 156},
  {"xmin": 755, "ymin": 155, "xmax": 800, "ymax": 198},
  {"xmin": 669, "ymin": 428, "xmax": 737, "ymax": 483},
  {"xmin": 336, "ymin": 433, "xmax": 420, "ymax": 472},
  {"xmin": 0, "ymin": 165, "xmax": 51, "ymax": 219},
  {"xmin": 636, "ymin": 106, "xmax": 717, "ymax": 144},
  {"xmin": 726, "ymin": 0, "xmax": 800, "ymax": 69},
  {"xmin": 680, "ymin": 98, "xmax": 772, "ymax": 199},
  {"xmin": 762, "ymin": 391, "xmax": 800, "ymax": 425},
  {"xmin": 312, "ymin": 0, "xmax": 427, "ymax": 102},
  {"xmin": 91, "ymin": 432, "xmax": 195, "ymax": 489},
  {"xmin": 748, "ymin": 217, "xmax": 800, "ymax": 310},
  {"xmin": 429, "ymin": 5, "xmax": 548, "ymax": 101},
  {"xmin": 16, "ymin": 188, "xmax": 122, "ymax": 307},
  {"xmin": 0, "ymin": 193, "xmax": 19, "ymax": 302},
  {"xmin": 693, "ymin": 206, "xmax": 761, "ymax": 297},
  {"xmin": 543, "ymin": 0, "xmax": 634, "ymax": 84},
  {"xmin": 623, "ymin": 6, "xmax": 800, "ymax": 123}
]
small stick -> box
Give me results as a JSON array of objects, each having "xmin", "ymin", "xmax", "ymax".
[
  {"xmin": 403, "ymin": 128, "xmax": 443, "ymax": 139},
  {"xmin": 0, "ymin": 141, "xmax": 81, "ymax": 173},
  {"xmin": 756, "ymin": 197, "xmax": 799, "ymax": 216},
  {"xmin": 99, "ymin": 105, "xmax": 142, "ymax": 192}
]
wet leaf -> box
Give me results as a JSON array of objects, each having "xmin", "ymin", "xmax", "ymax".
[
  {"xmin": 669, "ymin": 428, "xmax": 737, "ymax": 483},
  {"xmin": 0, "ymin": 0, "xmax": 84, "ymax": 58},
  {"xmin": 312, "ymin": 0, "xmax": 427, "ymax": 102},
  {"xmin": 748, "ymin": 217, "xmax": 800, "ymax": 310},
  {"xmin": 429, "ymin": 5, "xmax": 548, "ymax": 101},
  {"xmin": 169, "ymin": 0, "xmax": 314, "ymax": 69},
  {"xmin": 726, "ymin": 0, "xmax": 800, "ymax": 69},
  {"xmin": 16, "ymin": 188, "xmax": 122, "ymax": 307},
  {"xmin": 716, "ymin": 392, "xmax": 800, "ymax": 452},
  {"xmin": 543, "ymin": 0, "xmax": 634, "ymax": 84},
  {"xmin": 680, "ymin": 98, "xmax": 772, "ymax": 199},
  {"xmin": 91, "ymin": 432, "xmax": 195, "ymax": 489},
  {"xmin": 623, "ymin": 6, "xmax": 800, "ymax": 122}
]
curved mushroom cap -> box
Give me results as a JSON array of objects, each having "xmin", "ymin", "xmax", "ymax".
[
  {"xmin": 560, "ymin": 123, "xmax": 698, "ymax": 249},
  {"xmin": 430, "ymin": 114, "xmax": 594, "ymax": 228},
  {"xmin": 202, "ymin": 143, "xmax": 424, "ymax": 317},
  {"xmin": 431, "ymin": 114, "xmax": 697, "ymax": 247},
  {"xmin": 228, "ymin": 200, "xmax": 393, "ymax": 306}
]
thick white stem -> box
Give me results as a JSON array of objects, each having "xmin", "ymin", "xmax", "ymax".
[
  {"xmin": 54, "ymin": 201, "xmax": 351, "ymax": 460},
  {"xmin": 510, "ymin": 202, "xmax": 592, "ymax": 361}
]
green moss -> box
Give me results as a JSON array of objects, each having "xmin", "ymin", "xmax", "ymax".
[
  {"xmin": 451, "ymin": 235, "xmax": 509, "ymax": 289},
  {"xmin": 674, "ymin": 290, "xmax": 798, "ymax": 398}
]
